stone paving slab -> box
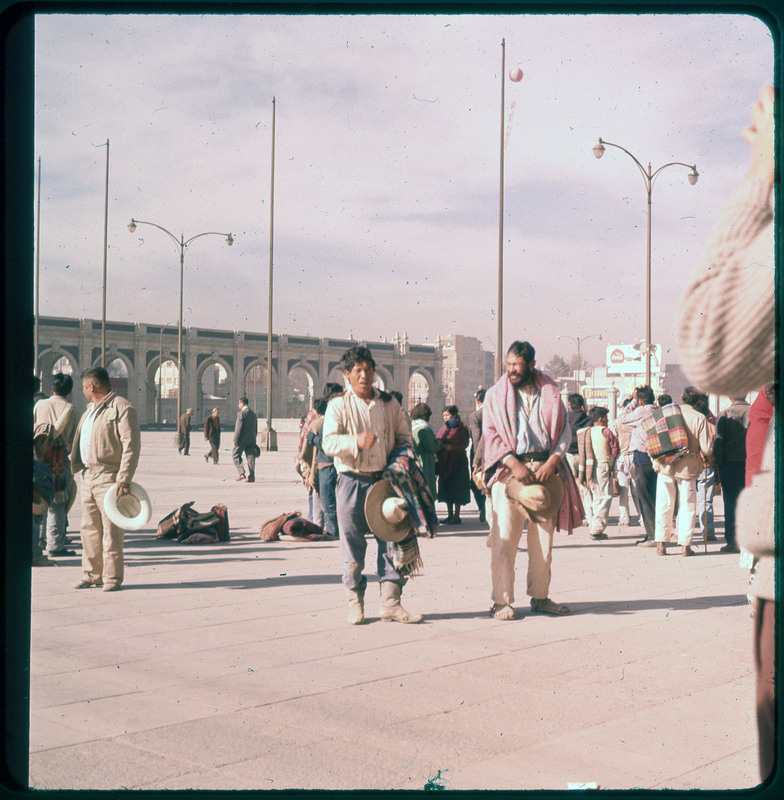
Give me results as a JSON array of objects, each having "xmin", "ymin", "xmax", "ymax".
[{"xmin": 26, "ymin": 431, "xmax": 767, "ymax": 792}]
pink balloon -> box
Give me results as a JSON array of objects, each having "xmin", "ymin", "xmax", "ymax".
[{"xmin": 509, "ymin": 67, "xmax": 523, "ymax": 82}]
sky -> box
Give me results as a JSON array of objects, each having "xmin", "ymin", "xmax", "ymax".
[{"xmin": 33, "ymin": 10, "xmax": 774, "ymax": 371}]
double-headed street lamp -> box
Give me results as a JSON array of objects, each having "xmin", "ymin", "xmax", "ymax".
[
  {"xmin": 127, "ymin": 219, "xmax": 233, "ymax": 423},
  {"xmin": 558, "ymin": 332, "xmax": 603, "ymax": 379},
  {"xmin": 592, "ymin": 138, "xmax": 698, "ymax": 386}
]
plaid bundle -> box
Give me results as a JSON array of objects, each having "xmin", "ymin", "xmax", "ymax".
[{"xmin": 640, "ymin": 404, "xmax": 689, "ymax": 464}]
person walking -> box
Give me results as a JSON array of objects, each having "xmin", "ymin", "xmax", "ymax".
[
  {"xmin": 652, "ymin": 388, "xmax": 713, "ymax": 557},
  {"xmin": 435, "ymin": 406, "xmax": 471, "ymax": 525},
  {"xmin": 203, "ymin": 407, "xmax": 221, "ymax": 464},
  {"xmin": 322, "ymin": 345, "xmax": 421, "ymax": 625},
  {"xmin": 70, "ymin": 367, "xmax": 141, "ymax": 592},
  {"xmin": 616, "ymin": 386, "xmax": 658, "ymax": 546},
  {"xmin": 177, "ymin": 408, "xmax": 193, "ymax": 455},
  {"xmin": 577, "ymin": 406, "xmax": 619, "ymax": 540},
  {"xmin": 33, "ymin": 372, "xmax": 77, "ymax": 557},
  {"xmin": 410, "ymin": 402, "xmax": 440, "ymax": 499},
  {"xmin": 232, "ymin": 396, "xmax": 258, "ymax": 482}
]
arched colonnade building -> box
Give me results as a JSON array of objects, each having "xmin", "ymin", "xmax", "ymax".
[{"xmin": 36, "ymin": 317, "xmax": 447, "ymax": 428}]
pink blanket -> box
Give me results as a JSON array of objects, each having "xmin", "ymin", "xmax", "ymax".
[{"xmin": 482, "ymin": 371, "xmax": 583, "ymax": 533}]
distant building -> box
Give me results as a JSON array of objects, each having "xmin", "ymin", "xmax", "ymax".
[{"xmin": 437, "ymin": 334, "xmax": 495, "ymax": 417}]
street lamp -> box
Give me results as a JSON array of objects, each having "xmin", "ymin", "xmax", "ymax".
[
  {"xmin": 592, "ymin": 137, "xmax": 698, "ymax": 385},
  {"xmin": 558, "ymin": 333, "xmax": 603, "ymax": 379},
  {"xmin": 128, "ymin": 219, "xmax": 233, "ymax": 423}
]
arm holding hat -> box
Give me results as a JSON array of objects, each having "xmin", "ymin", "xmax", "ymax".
[{"xmin": 114, "ymin": 397, "xmax": 141, "ymax": 496}]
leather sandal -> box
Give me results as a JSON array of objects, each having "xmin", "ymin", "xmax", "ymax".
[{"xmin": 531, "ymin": 597, "xmax": 571, "ymax": 616}]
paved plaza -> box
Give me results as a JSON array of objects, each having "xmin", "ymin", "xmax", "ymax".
[{"xmin": 27, "ymin": 431, "xmax": 765, "ymax": 791}]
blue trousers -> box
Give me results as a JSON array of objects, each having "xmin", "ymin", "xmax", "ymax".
[
  {"xmin": 696, "ymin": 467, "xmax": 715, "ymax": 537},
  {"xmin": 335, "ymin": 472, "xmax": 404, "ymax": 592},
  {"xmin": 318, "ymin": 464, "xmax": 339, "ymax": 536}
]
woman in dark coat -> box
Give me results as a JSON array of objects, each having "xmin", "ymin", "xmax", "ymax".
[{"xmin": 435, "ymin": 405, "xmax": 471, "ymax": 524}]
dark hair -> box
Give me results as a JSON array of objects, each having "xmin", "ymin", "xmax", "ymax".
[
  {"xmin": 443, "ymin": 405, "xmax": 459, "ymax": 417},
  {"xmin": 588, "ymin": 406, "xmax": 608, "ymax": 424},
  {"xmin": 681, "ymin": 386, "xmax": 701, "ymax": 408},
  {"xmin": 81, "ymin": 367, "xmax": 111, "ymax": 388},
  {"xmin": 314, "ymin": 397, "xmax": 328, "ymax": 415},
  {"xmin": 568, "ymin": 393, "xmax": 585, "ymax": 411},
  {"xmin": 341, "ymin": 345, "xmax": 375, "ymax": 373},
  {"xmin": 52, "ymin": 373, "xmax": 73, "ymax": 397},
  {"xmin": 475, "ymin": 388, "xmax": 486, "ymax": 403},
  {"xmin": 622, "ymin": 396, "xmax": 633, "ymax": 407},
  {"xmin": 323, "ymin": 382, "xmax": 343, "ymax": 398},
  {"xmin": 657, "ymin": 394, "xmax": 673, "ymax": 407},
  {"xmin": 506, "ymin": 340, "xmax": 535, "ymax": 362},
  {"xmin": 240, "ymin": 395, "xmax": 249, "ymax": 406},
  {"xmin": 410, "ymin": 402, "xmax": 432, "ymax": 421},
  {"xmin": 635, "ymin": 385, "xmax": 655, "ymax": 405},
  {"xmin": 390, "ymin": 390, "xmax": 403, "ymax": 405}
]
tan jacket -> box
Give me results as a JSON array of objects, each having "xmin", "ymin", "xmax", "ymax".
[
  {"xmin": 71, "ymin": 391, "xmax": 141, "ymax": 484},
  {"xmin": 652, "ymin": 403, "xmax": 712, "ymax": 481},
  {"xmin": 33, "ymin": 395, "xmax": 76, "ymax": 450},
  {"xmin": 322, "ymin": 389, "xmax": 412, "ymax": 474}
]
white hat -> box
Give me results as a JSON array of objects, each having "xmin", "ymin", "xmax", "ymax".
[
  {"xmin": 364, "ymin": 480, "xmax": 412, "ymax": 542},
  {"xmin": 103, "ymin": 481, "xmax": 152, "ymax": 530}
]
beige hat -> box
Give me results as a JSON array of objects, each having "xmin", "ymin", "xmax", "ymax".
[
  {"xmin": 364, "ymin": 480, "xmax": 412, "ymax": 542},
  {"xmin": 103, "ymin": 481, "xmax": 152, "ymax": 530},
  {"xmin": 504, "ymin": 474, "xmax": 564, "ymax": 523}
]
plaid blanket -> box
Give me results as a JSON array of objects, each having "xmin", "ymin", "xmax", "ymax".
[{"xmin": 640, "ymin": 403, "xmax": 689, "ymax": 464}]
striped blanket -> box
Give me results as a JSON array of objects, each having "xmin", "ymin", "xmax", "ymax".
[{"xmin": 640, "ymin": 403, "xmax": 689, "ymax": 464}]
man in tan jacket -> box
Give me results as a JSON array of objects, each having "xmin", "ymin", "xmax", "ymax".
[
  {"xmin": 70, "ymin": 367, "xmax": 141, "ymax": 591},
  {"xmin": 652, "ymin": 387, "xmax": 713, "ymax": 557}
]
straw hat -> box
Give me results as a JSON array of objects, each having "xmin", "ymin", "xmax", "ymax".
[
  {"xmin": 364, "ymin": 480, "xmax": 412, "ymax": 542},
  {"xmin": 504, "ymin": 474, "xmax": 564, "ymax": 523},
  {"xmin": 103, "ymin": 481, "xmax": 152, "ymax": 530}
]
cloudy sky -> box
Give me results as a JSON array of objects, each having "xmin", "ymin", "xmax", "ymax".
[{"xmin": 33, "ymin": 10, "xmax": 773, "ymax": 370}]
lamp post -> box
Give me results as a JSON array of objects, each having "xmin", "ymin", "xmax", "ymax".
[
  {"xmin": 497, "ymin": 39, "xmax": 506, "ymax": 380},
  {"xmin": 128, "ymin": 219, "xmax": 233, "ymax": 424},
  {"xmin": 592, "ymin": 138, "xmax": 698, "ymax": 386},
  {"xmin": 558, "ymin": 333, "xmax": 603, "ymax": 380},
  {"xmin": 158, "ymin": 320, "xmax": 177, "ymax": 424}
]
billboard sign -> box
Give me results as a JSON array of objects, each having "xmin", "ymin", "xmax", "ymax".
[
  {"xmin": 582, "ymin": 386, "xmax": 617, "ymax": 407},
  {"xmin": 606, "ymin": 343, "xmax": 662, "ymax": 375}
]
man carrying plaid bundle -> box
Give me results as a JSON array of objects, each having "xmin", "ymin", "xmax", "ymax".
[
  {"xmin": 322, "ymin": 345, "xmax": 422, "ymax": 625},
  {"xmin": 651, "ymin": 387, "xmax": 713, "ymax": 557}
]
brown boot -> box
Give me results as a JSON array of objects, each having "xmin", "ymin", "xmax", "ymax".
[
  {"xmin": 347, "ymin": 589, "xmax": 365, "ymax": 625},
  {"xmin": 379, "ymin": 582, "xmax": 422, "ymax": 623}
]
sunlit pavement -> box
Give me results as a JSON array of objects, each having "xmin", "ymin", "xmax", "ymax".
[{"xmin": 28, "ymin": 432, "xmax": 760, "ymax": 791}]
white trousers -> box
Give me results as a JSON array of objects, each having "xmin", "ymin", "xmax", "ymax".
[
  {"xmin": 589, "ymin": 462, "xmax": 613, "ymax": 534},
  {"xmin": 487, "ymin": 476, "xmax": 556, "ymax": 605},
  {"xmin": 654, "ymin": 473, "xmax": 697, "ymax": 545}
]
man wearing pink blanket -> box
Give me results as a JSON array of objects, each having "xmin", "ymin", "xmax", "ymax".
[{"xmin": 481, "ymin": 341, "xmax": 584, "ymax": 620}]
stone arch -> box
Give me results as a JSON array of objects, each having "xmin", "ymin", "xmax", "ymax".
[
  {"xmin": 373, "ymin": 365, "xmax": 392, "ymax": 392},
  {"xmin": 243, "ymin": 361, "xmax": 276, "ymax": 419},
  {"xmin": 197, "ymin": 356, "xmax": 234, "ymax": 426},
  {"xmin": 144, "ymin": 356, "xmax": 179, "ymax": 425},
  {"xmin": 97, "ymin": 352, "xmax": 133, "ymax": 399},
  {"xmin": 37, "ymin": 348, "xmax": 79, "ymax": 396},
  {"xmin": 286, "ymin": 361, "xmax": 318, "ymax": 419},
  {"xmin": 408, "ymin": 368, "xmax": 435, "ymax": 408},
  {"xmin": 327, "ymin": 365, "xmax": 349, "ymax": 389}
]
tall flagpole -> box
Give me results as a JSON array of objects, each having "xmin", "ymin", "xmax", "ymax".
[
  {"xmin": 101, "ymin": 138, "xmax": 109, "ymax": 366},
  {"xmin": 265, "ymin": 97, "xmax": 278, "ymax": 451},
  {"xmin": 497, "ymin": 39, "xmax": 505, "ymax": 379}
]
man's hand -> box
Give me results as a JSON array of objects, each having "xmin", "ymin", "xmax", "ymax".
[
  {"xmin": 505, "ymin": 456, "xmax": 537, "ymax": 485},
  {"xmin": 742, "ymin": 85, "xmax": 774, "ymax": 183},
  {"xmin": 115, "ymin": 481, "xmax": 131, "ymax": 497},
  {"xmin": 357, "ymin": 431, "xmax": 377, "ymax": 450},
  {"xmin": 534, "ymin": 454, "xmax": 560, "ymax": 484}
]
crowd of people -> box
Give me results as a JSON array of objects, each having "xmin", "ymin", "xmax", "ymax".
[{"xmin": 31, "ymin": 84, "xmax": 775, "ymax": 782}]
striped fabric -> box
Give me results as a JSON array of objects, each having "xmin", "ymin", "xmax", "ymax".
[{"xmin": 640, "ymin": 404, "xmax": 689, "ymax": 464}]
